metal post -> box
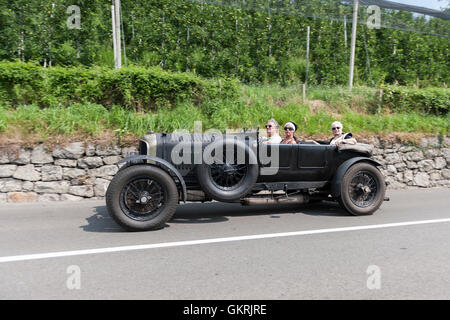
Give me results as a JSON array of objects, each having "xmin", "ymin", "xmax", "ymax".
[
  {"xmin": 305, "ymin": 26, "xmax": 310, "ymax": 85},
  {"xmin": 111, "ymin": 4, "xmax": 117, "ymax": 68},
  {"xmin": 120, "ymin": 0, "xmax": 127, "ymax": 67},
  {"xmin": 349, "ymin": 0, "xmax": 358, "ymax": 89},
  {"xmin": 114, "ymin": 0, "xmax": 122, "ymax": 69},
  {"xmin": 344, "ymin": 16, "xmax": 347, "ymax": 49}
]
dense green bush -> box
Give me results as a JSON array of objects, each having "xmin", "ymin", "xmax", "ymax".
[
  {"xmin": 381, "ymin": 86, "xmax": 449, "ymax": 115},
  {"xmin": 0, "ymin": 0, "xmax": 448, "ymax": 86},
  {"xmin": 0, "ymin": 61, "xmax": 239, "ymax": 109}
]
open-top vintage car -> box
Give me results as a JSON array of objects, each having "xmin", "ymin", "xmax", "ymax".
[{"xmin": 106, "ymin": 129, "xmax": 387, "ymax": 231}]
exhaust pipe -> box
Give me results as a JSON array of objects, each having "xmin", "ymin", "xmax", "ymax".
[{"xmin": 241, "ymin": 194, "xmax": 309, "ymax": 206}]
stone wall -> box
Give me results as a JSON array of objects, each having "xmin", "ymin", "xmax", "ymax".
[
  {"xmin": 0, "ymin": 142, "xmax": 136, "ymax": 203},
  {"xmin": 366, "ymin": 136, "xmax": 450, "ymax": 189},
  {"xmin": 0, "ymin": 137, "xmax": 449, "ymax": 203}
]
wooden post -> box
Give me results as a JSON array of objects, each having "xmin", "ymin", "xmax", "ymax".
[
  {"xmin": 302, "ymin": 84, "xmax": 306, "ymax": 105},
  {"xmin": 378, "ymin": 89, "xmax": 383, "ymax": 102}
]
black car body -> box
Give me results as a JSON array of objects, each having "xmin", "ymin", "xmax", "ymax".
[{"xmin": 106, "ymin": 130, "xmax": 386, "ymax": 231}]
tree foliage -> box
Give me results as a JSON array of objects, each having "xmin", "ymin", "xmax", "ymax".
[{"xmin": 0, "ymin": 0, "xmax": 448, "ymax": 86}]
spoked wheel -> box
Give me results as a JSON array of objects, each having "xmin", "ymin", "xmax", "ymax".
[
  {"xmin": 106, "ymin": 165, "xmax": 178, "ymax": 231},
  {"xmin": 339, "ymin": 162, "xmax": 386, "ymax": 216},
  {"xmin": 196, "ymin": 139, "xmax": 258, "ymax": 202},
  {"xmin": 120, "ymin": 178, "xmax": 166, "ymax": 221},
  {"xmin": 209, "ymin": 161, "xmax": 249, "ymax": 191},
  {"xmin": 348, "ymin": 171, "xmax": 378, "ymax": 208}
]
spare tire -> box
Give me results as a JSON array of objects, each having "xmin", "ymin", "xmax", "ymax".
[{"xmin": 196, "ymin": 137, "xmax": 258, "ymax": 202}]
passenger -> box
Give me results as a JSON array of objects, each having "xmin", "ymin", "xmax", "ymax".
[
  {"xmin": 280, "ymin": 121, "xmax": 299, "ymax": 144},
  {"xmin": 261, "ymin": 118, "xmax": 282, "ymax": 144},
  {"xmin": 280, "ymin": 121, "xmax": 320, "ymax": 145},
  {"xmin": 329, "ymin": 121, "xmax": 357, "ymax": 146}
]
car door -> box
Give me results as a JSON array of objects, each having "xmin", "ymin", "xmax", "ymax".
[
  {"xmin": 296, "ymin": 144, "xmax": 335, "ymax": 181},
  {"xmin": 257, "ymin": 143, "xmax": 297, "ymax": 181}
]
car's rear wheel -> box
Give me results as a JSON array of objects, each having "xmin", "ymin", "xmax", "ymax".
[
  {"xmin": 106, "ymin": 165, "xmax": 178, "ymax": 231},
  {"xmin": 339, "ymin": 162, "xmax": 386, "ymax": 216}
]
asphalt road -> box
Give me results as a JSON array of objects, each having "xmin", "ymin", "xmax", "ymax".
[{"xmin": 0, "ymin": 187, "xmax": 449, "ymax": 300}]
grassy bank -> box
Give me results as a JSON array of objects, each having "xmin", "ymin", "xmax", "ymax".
[{"xmin": 1, "ymin": 84, "xmax": 448, "ymax": 146}]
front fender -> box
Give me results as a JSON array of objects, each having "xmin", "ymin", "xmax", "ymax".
[
  {"xmin": 330, "ymin": 157, "xmax": 382, "ymax": 198},
  {"xmin": 118, "ymin": 155, "xmax": 187, "ymax": 203}
]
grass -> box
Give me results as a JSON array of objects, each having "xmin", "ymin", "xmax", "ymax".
[
  {"xmin": 0, "ymin": 84, "xmax": 448, "ymax": 146},
  {"xmin": 241, "ymin": 84, "xmax": 378, "ymax": 113}
]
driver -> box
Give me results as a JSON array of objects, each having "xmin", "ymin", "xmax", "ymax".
[{"xmin": 261, "ymin": 119, "xmax": 282, "ymax": 144}]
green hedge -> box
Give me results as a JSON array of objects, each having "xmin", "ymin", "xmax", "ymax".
[
  {"xmin": 381, "ymin": 86, "xmax": 449, "ymax": 115},
  {"xmin": 0, "ymin": 61, "xmax": 239, "ymax": 110}
]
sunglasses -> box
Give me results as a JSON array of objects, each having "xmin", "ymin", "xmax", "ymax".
[
  {"xmin": 284, "ymin": 127, "xmax": 294, "ymax": 131},
  {"xmin": 265, "ymin": 125, "xmax": 273, "ymax": 129},
  {"xmin": 332, "ymin": 127, "xmax": 341, "ymax": 130}
]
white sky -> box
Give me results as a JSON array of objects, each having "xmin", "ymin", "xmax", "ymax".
[{"xmin": 391, "ymin": 0, "xmax": 449, "ymax": 11}]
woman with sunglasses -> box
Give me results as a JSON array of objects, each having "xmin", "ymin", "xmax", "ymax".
[
  {"xmin": 329, "ymin": 121, "xmax": 357, "ymax": 146},
  {"xmin": 280, "ymin": 121, "xmax": 300, "ymax": 144}
]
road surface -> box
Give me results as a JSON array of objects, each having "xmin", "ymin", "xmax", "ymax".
[{"xmin": 0, "ymin": 188, "xmax": 449, "ymax": 300}]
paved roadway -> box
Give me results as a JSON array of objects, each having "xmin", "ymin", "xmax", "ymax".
[{"xmin": 0, "ymin": 188, "xmax": 449, "ymax": 300}]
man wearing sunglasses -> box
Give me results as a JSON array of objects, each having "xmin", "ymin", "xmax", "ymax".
[
  {"xmin": 261, "ymin": 119, "xmax": 282, "ymax": 144},
  {"xmin": 329, "ymin": 121, "xmax": 357, "ymax": 146}
]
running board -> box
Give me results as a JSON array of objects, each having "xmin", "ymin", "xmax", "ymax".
[{"xmin": 252, "ymin": 181, "xmax": 327, "ymax": 192}]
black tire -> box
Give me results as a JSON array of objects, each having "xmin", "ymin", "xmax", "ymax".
[
  {"xmin": 106, "ymin": 165, "xmax": 179, "ymax": 231},
  {"xmin": 196, "ymin": 139, "xmax": 258, "ymax": 202},
  {"xmin": 338, "ymin": 162, "xmax": 386, "ymax": 216}
]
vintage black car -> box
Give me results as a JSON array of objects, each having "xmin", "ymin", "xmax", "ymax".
[{"xmin": 106, "ymin": 130, "xmax": 387, "ymax": 231}]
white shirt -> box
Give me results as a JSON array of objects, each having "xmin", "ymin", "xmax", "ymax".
[
  {"xmin": 330, "ymin": 133, "xmax": 354, "ymax": 146},
  {"xmin": 261, "ymin": 134, "xmax": 282, "ymax": 144}
]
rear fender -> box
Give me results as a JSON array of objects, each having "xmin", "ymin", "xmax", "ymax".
[
  {"xmin": 118, "ymin": 155, "xmax": 187, "ymax": 203},
  {"xmin": 330, "ymin": 157, "xmax": 382, "ymax": 198}
]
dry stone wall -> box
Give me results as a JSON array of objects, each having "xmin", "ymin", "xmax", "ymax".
[
  {"xmin": 366, "ymin": 136, "xmax": 450, "ymax": 189},
  {"xmin": 0, "ymin": 137, "xmax": 449, "ymax": 203},
  {"xmin": 0, "ymin": 142, "xmax": 137, "ymax": 203}
]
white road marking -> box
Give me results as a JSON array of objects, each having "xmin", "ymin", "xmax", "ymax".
[{"xmin": 1, "ymin": 218, "xmax": 450, "ymax": 264}]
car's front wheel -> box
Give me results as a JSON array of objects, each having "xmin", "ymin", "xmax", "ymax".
[
  {"xmin": 338, "ymin": 162, "xmax": 386, "ymax": 216},
  {"xmin": 106, "ymin": 165, "xmax": 179, "ymax": 231}
]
